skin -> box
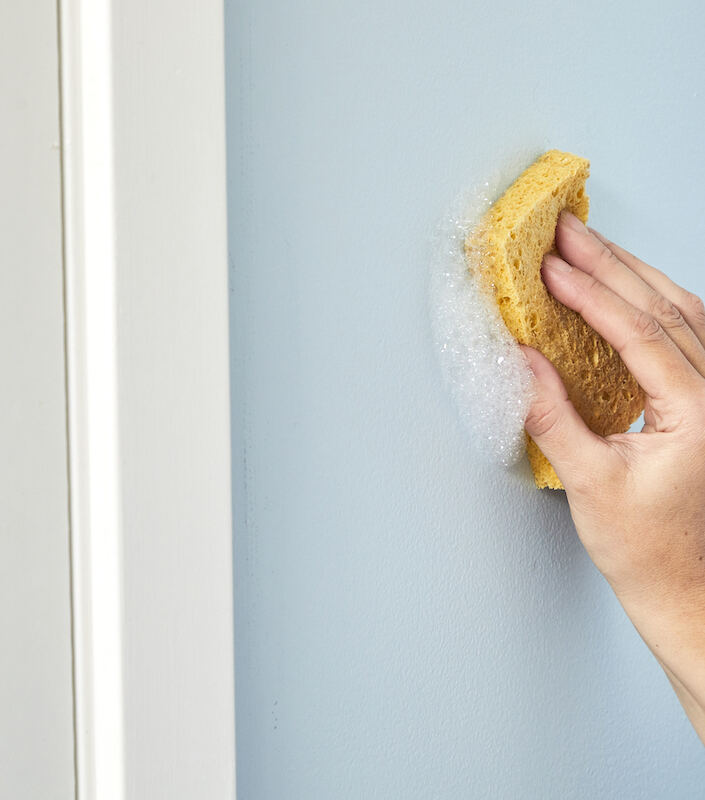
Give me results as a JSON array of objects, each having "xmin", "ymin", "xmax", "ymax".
[{"xmin": 522, "ymin": 210, "xmax": 705, "ymax": 743}]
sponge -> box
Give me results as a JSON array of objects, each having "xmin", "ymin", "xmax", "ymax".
[{"xmin": 465, "ymin": 150, "xmax": 644, "ymax": 489}]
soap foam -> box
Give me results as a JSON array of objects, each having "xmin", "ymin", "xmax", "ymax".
[{"xmin": 430, "ymin": 159, "xmax": 537, "ymax": 467}]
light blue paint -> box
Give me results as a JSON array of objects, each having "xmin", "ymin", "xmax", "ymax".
[{"xmin": 225, "ymin": 1, "xmax": 705, "ymax": 796}]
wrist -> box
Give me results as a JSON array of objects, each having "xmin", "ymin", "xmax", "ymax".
[{"xmin": 616, "ymin": 586, "xmax": 705, "ymax": 710}]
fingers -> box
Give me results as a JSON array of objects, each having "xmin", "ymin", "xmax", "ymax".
[
  {"xmin": 541, "ymin": 252, "xmax": 701, "ymax": 404},
  {"xmin": 588, "ymin": 226, "xmax": 705, "ymax": 351},
  {"xmin": 555, "ymin": 212, "xmax": 705, "ymax": 377},
  {"xmin": 521, "ymin": 345, "xmax": 615, "ymax": 489}
]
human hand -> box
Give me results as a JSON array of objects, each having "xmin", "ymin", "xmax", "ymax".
[{"xmin": 521, "ymin": 210, "xmax": 705, "ymax": 742}]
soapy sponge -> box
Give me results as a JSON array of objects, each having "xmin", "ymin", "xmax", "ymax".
[{"xmin": 465, "ymin": 150, "xmax": 644, "ymax": 489}]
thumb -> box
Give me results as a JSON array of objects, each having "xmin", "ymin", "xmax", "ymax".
[{"xmin": 520, "ymin": 345, "xmax": 609, "ymax": 490}]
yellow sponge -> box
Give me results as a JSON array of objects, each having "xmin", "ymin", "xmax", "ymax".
[{"xmin": 465, "ymin": 150, "xmax": 644, "ymax": 489}]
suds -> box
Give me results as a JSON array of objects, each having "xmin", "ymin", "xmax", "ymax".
[{"xmin": 429, "ymin": 156, "xmax": 538, "ymax": 467}]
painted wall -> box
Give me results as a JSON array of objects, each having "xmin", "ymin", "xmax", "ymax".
[{"xmin": 226, "ymin": 1, "xmax": 705, "ymax": 796}]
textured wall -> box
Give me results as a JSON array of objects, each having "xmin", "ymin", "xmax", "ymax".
[{"xmin": 226, "ymin": 1, "xmax": 705, "ymax": 796}]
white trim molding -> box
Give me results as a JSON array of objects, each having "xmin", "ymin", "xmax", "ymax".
[
  {"xmin": 0, "ymin": 1, "xmax": 75, "ymax": 796},
  {"xmin": 59, "ymin": 2, "xmax": 124, "ymax": 796},
  {"xmin": 59, "ymin": 1, "xmax": 236, "ymax": 797}
]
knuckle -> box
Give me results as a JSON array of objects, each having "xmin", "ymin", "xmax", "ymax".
[
  {"xmin": 631, "ymin": 309, "xmax": 663, "ymax": 342},
  {"xmin": 575, "ymin": 273, "xmax": 602, "ymax": 307},
  {"xmin": 647, "ymin": 293, "xmax": 685, "ymax": 330},
  {"xmin": 596, "ymin": 241, "xmax": 622, "ymax": 271},
  {"xmin": 583, "ymin": 274, "xmax": 602, "ymax": 293},
  {"xmin": 683, "ymin": 291, "xmax": 705, "ymax": 327},
  {"xmin": 525, "ymin": 400, "xmax": 562, "ymax": 439}
]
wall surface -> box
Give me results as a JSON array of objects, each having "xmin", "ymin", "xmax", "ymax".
[
  {"xmin": 0, "ymin": 2, "xmax": 75, "ymax": 797},
  {"xmin": 226, "ymin": 1, "xmax": 705, "ymax": 797}
]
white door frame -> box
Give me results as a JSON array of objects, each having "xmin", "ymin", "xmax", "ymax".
[
  {"xmin": 1, "ymin": 2, "xmax": 75, "ymax": 797},
  {"xmin": 59, "ymin": 1, "xmax": 236, "ymax": 796}
]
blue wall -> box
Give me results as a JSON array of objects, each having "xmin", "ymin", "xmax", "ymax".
[{"xmin": 226, "ymin": 1, "xmax": 705, "ymax": 796}]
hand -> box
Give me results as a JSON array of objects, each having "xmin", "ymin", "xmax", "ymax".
[{"xmin": 521, "ymin": 210, "xmax": 705, "ymax": 743}]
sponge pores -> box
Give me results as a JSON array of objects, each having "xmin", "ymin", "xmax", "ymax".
[{"xmin": 465, "ymin": 149, "xmax": 644, "ymax": 489}]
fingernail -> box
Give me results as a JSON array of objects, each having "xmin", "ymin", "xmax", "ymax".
[
  {"xmin": 560, "ymin": 210, "xmax": 587, "ymax": 234},
  {"xmin": 542, "ymin": 253, "xmax": 572, "ymax": 273}
]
